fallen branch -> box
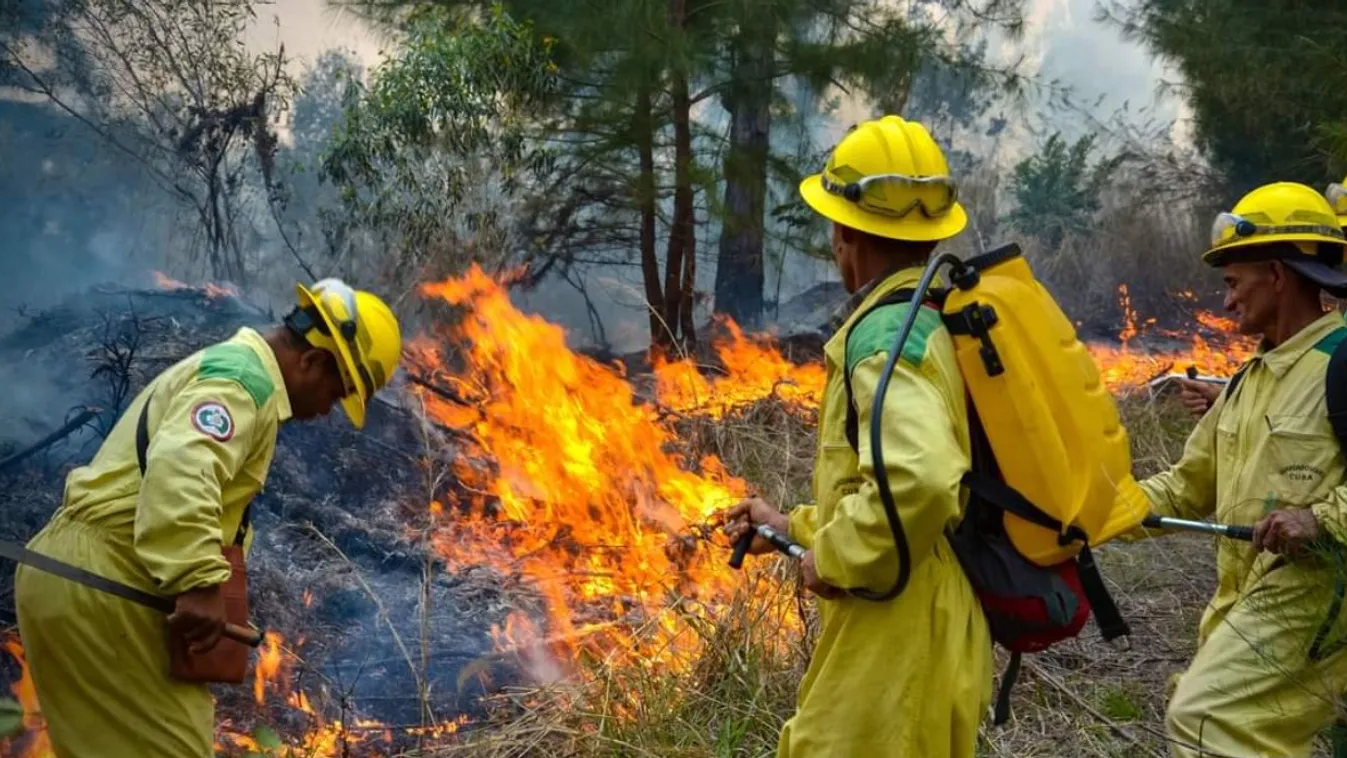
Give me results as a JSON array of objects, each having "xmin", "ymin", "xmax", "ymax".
[
  {"xmin": 405, "ymin": 371, "xmax": 473, "ymax": 407},
  {"xmin": 0, "ymin": 407, "xmax": 99, "ymax": 473}
]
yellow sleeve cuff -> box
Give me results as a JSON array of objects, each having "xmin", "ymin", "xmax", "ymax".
[{"xmin": 788, "ymin": 505, "xmax": 818, "ymax": 550}]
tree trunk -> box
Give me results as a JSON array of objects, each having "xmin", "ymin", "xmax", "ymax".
[
  {"xmin": 713, "ymin": 15, "xmax": 774, "ymax": 329},
  {"xmin": 663, "ymin": 0, "xmax": 694, "ymax": 352},
  {"xmin": 634, "ymin": 81, "xmax": 665, "ymax": 349}
]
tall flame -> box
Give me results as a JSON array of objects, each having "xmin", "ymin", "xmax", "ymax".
[{"xmin": 416, "ymin": 266, "xmax": 752, "ymax": 672}]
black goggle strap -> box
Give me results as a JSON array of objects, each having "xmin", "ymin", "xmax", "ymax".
[{"xmin": 284, "ymin": 305, "xmax": 375, "ymax": 399}]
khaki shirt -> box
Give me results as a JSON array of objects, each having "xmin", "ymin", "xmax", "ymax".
[
  {"xmin": 1142, "ymin": 310, "xmax": 1347, "ymax": 642},
  {"xmin": 48, "ymin": 327, "xmax": 292, "ymax": 595}
]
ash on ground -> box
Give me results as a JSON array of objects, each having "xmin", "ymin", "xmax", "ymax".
[{"xmin": 0, "ymin": 284, "xmax": 518, "ymax": 739}]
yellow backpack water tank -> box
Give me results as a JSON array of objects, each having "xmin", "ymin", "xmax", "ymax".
[{"xmin": 942, "ymin": 248, "xmax": 1151, "ymax": 565}]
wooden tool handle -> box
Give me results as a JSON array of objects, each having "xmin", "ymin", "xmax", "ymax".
[{"xmin": 224, "ymin": 622, "xmax": 265, "ymax": 648}]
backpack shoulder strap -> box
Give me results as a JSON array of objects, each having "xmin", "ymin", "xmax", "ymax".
[
  {"xmin": 135, "ymin": 392, "xmax": 153, "ymax": 477},
  {"xmin": 842, "ymin": 288, "xmax": 946, "ymax": 451},
  {"xmin": 1322, "ymin": 329, "xmax": 1347, "ymax": 450},
  {"xmin": 135, "ymin": 389, "xmax": 250, "ymax": 547}
]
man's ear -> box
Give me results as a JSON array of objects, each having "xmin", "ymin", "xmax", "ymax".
[
  {"xmin": 298, "ymin": 347, "xmax": 328, "ymax": 374},
  {"xmin": 1268, "ymin": 260, "xmax": 1289, "ymax": 292}
]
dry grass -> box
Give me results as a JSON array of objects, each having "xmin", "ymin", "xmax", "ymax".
[
  {"xmin": 214, "ymin": 383, "xmax": 1337, "ymax": 758},
  {"xmin": 428, "ymin": 389, "xmax": 1347, "ymax": 758}
]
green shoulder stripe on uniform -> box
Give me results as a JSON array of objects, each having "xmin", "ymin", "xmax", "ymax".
[
  {"xmin": 196, "ymin": 343, "xmax": 275, "ymax": 408},
  {"xmin": 1313, "ymin": 327, "xmax": 1347, "ymax": 356},
  {"xmin": 846, "ymin": 303, "xmax": 943, "ymax": 374}
]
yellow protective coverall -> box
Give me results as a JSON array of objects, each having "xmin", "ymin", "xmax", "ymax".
[
  {"xmin": 1140, "ymin": 310, "xmax": 1347, "ymax": 757},
  {"xmin": 782, "ymin": 266, "xmax": 992, "ymax": 758},
  {"xmin": 14, "ymin": 326, "xmax": 291, "ymax": 758}
]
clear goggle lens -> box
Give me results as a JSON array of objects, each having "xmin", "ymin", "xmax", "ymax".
[
  {"xmin": 1209, "ymin": 212, "xmax": 1343, "ymax": 247},
  {"xmin": 1327, "ymin": 183, "xmax": 1347, "ymax": 215},
  {"xmin": 821, "ymin": 172, "xmax": 958, "ymax": 219}
]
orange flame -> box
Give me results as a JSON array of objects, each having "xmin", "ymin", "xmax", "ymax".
[
  {"xmin": 653, "ymin": 319, "xmax": 825, "ymax": 419},
  {"xmin": 253, "ymin": 631, "xmax": 287, "ymax": 705},
  {"xmin": 151, "ymin": 271, "xmax": 239, "ymax": 300},
  {"xmin": 13, "ymin": 273, "xmax": 1250, "ymax": 754},
  {"xmin": 415, "ymin": 265, "xmax": 752, "ymax": 673},
  {"xmin": 2, "ymin": 640, "xmax": 53, "ymax": 758},
  {"xmin": 1087, "ymin": 287, "xmax": 1255, "ymax": 392}
]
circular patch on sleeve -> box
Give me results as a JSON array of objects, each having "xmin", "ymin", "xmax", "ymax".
[{"xmin": 191, "ymin": 401, "xmax": 235, "ymax": 441}]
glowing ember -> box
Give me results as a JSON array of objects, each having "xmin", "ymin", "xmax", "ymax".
[{"xmin": 416, "ymin": 265, "xmax": 751, "ymax": 672}]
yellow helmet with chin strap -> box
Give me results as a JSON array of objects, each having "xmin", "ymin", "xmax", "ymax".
[
  {"xmin": 284, "ymin": 278, "xmax": 402, "ymax": 429},
  {"xmin": 1204, "ymin": 181, "xmax": 1347, "ymax": 296},
  {"xmin": 799, "ymin": 115, "xmax": 967, "ymax": 242}
]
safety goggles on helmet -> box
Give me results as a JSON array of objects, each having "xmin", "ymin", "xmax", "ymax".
[
  {"xmin": 820, "ymin": 172, "xmax": 958, "ymax": 219},
  {"xmin": 285, "ymin": 281, "xmax": 377, "ymax": 400},
  {"xmin": 1208, "ymin": 212, "xmax": 1344, "ymax": 248},
  {"xmin": 1328, "ymin": 183, "xmax": 1347, "ymax": 216}
]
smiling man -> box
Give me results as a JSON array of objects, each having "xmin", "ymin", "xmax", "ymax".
[{"xmin": 1133, "ymin": 181, "xmax": 1347, "ymax": 757}]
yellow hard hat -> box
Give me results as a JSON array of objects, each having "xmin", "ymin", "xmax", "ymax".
[
  {"xmin": 1204, "ymin": 182, "xmax": 1347, "ymax": 294},
  {"xmin": 286, "ymin": 278, "xmax": 402, "ymax": 429},
  {"xmin": 1327, "ymin": 176, "xmax": 1347, "ymax": 226},
  {"xmin": 799, "ymin": 115, "xmax": 967, "ymax": 242}
]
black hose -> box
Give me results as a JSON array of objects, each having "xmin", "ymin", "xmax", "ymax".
[{"xmin": 850, "ymin": 253, "xmax": 967, "ymax": 602}]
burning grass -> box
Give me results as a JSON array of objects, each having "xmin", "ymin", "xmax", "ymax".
[{"xmin": 0, "ymin": 265, "xmax": 1270, "ymax": 757}]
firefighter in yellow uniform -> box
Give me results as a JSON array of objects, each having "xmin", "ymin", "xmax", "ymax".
[
  {"xmin": 726, "ymin": 116, "xmax": 991, "ymax": 757},
  {"xmin": 1134, "ymin": 182, "xmax": 1347, "ymax": 757},
  {"xmin": 13, "ymin": 279, "xmax": 402, "ymax": 758}
]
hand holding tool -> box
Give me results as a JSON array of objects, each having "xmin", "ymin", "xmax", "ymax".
[{"xmin": 728, "ymin": 523, "xmax": 808, "ymax": 568}]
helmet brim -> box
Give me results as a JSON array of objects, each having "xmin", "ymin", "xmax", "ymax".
[
  {"xmin": 1282, "ymin": 257, "xmax": 1347, "ymax": 297},
  {"xmin": 799, "ymin": 174, "xmax": 967, "ymax": 242},
  {"xmin": 1202, "ymin": 232, "xmax": 1346, "ymax": 266},
  {"xmin": 296, "ymin": 282, "xmax": 369, "ymax": 429}
]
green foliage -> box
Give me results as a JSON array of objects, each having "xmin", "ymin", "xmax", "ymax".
[
  {"xmin": 348, "ymin": 0, "xmax": 1027, "ymax": 339},
  {"xmin": 320, "ymin": 5, "xmax": 560, "ymax": 284},
  {"xmin": 1101, "ymin": 0, "xmax": 1347, "ymax": 190},
  {"xmin": 1007, "ymin": 133, "xmax": 1123, "ymax": 250},
  {"xmin": 1096, "ymin": 684, "xmax": 1144, "ymax": 722}
]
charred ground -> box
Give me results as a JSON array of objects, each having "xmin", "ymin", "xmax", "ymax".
[{"xmin": 0, "ymin": 284, "xmax": 515, "ymax": 740}]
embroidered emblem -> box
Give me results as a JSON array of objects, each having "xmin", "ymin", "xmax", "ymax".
[{"xmin": 191, "ymin": 402, "xmax": 234, "ymax": 441}]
